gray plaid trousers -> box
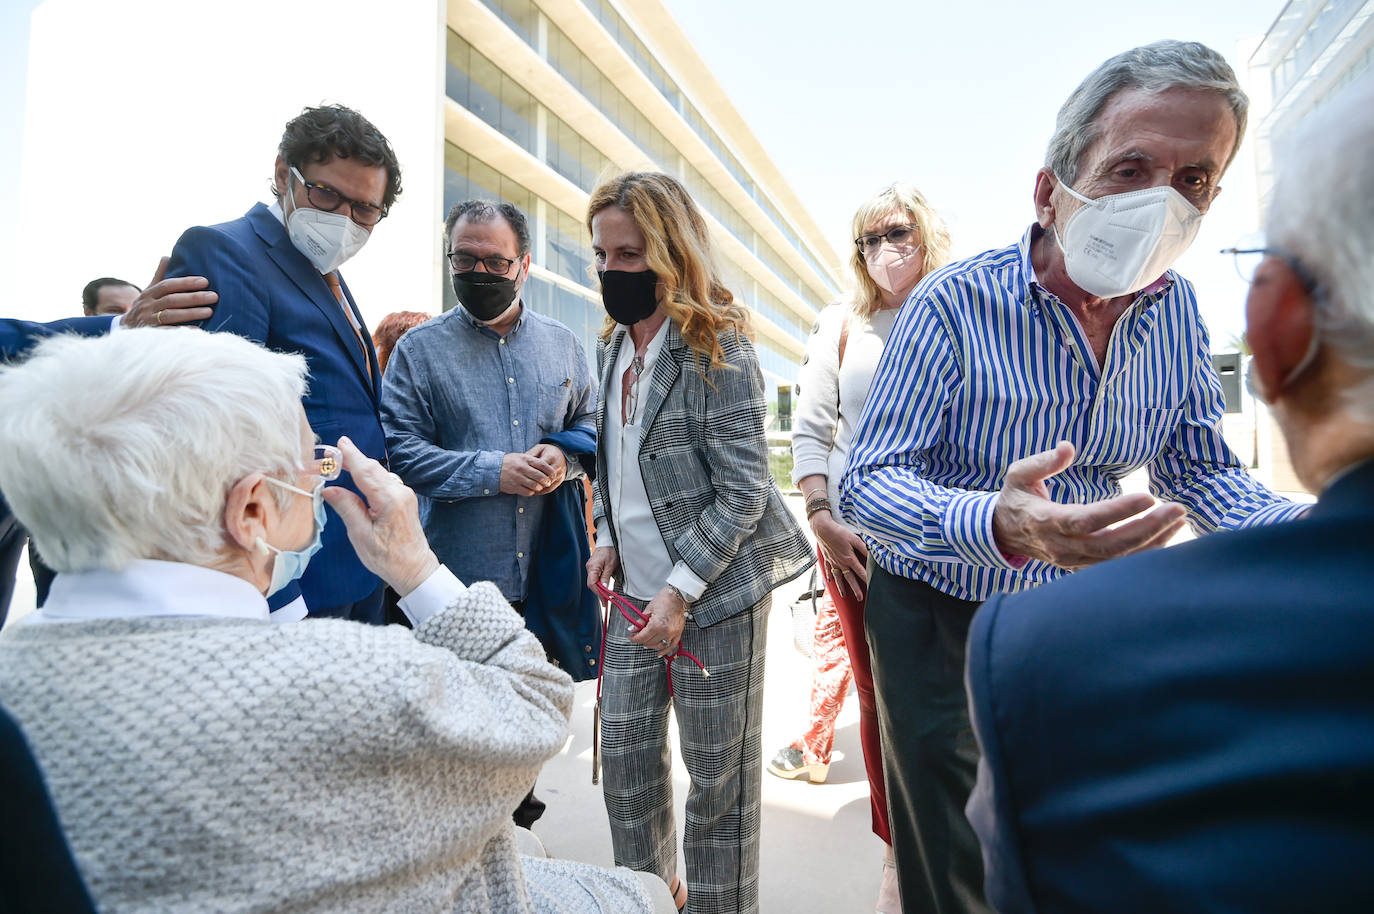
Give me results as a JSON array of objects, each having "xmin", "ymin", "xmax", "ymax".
[{"xmin": 599, "ymin": 595, "xmax": 768, "ymax": 914}]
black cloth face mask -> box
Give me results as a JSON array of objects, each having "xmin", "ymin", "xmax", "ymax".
[
  {"xmin": 452, "ymin": 270, "xmax": 519, "ymax": 322},
  {"xmin": 598, "ymin": 269, "xmax": 659, "ymax": 325}
]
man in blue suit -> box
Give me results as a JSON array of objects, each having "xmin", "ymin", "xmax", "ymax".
[
  {"xmin": 167, "ymin": 104, "xmax": 402, "ymax": 623},
  {"xmin": 966, "ymin": 75, "xmax": 1374, "ymax": 914}
]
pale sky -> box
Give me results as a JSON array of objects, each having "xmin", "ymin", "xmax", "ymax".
[{"xmin": 2, "ymin": 0, "xmax": 1284, "ymax": 347}]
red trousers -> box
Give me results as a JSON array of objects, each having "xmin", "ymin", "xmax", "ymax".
[{"xmin": 793, "ymin": 546, "xmax": 892, "ymax": 844}]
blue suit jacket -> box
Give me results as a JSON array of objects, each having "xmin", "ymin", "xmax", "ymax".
[
  {"xmin": 167, "ymin": 203, "xmax": 385, "ymax": 611},
  {"xmin": 2, "ymin": 316, "xmax": 114, "ymax": 621},
  {"xmin": 966, "ymin": 460, "xmax": 1374, "ymax": 914},
  {"xmin": 1, "ymin": 316, "xmax": 112, "ymax": 362}
]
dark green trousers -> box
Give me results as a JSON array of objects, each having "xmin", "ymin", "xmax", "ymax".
[{"xmin": 864, "ymin": 563, "xmax": 992, "ymax": 914}]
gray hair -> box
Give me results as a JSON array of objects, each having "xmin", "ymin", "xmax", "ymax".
[
  {"xmin": 444, "ymin": 199, "xmax": 532, "ymax": 257},
  {"xmin": 0, "ymin": 329, "xmax": 308, "ymax": 573},
  {"xmin": 1046, "ymin": 40, "xmax": 1248, "ymax": 184},
  {"xmin": 1266, "ymin": 74, "xmax": 1374, "ymax": 419}
]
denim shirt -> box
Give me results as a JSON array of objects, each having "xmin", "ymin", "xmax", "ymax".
[{"xmin": 380, "ymin": 304, "xmax": 596, "ymax": 601}]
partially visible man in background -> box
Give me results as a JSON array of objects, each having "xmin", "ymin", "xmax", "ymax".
[{"xmin": 80, "ymin": 277, "xmax": 140, "ymax": 317}]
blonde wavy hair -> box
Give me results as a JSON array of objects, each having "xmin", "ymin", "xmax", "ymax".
[
  {"xmin": 587, "ymin": 172, "xmax": 751, "ymax": 375},
  {"xmin": 848, "ymin": 183, "xmax": 951, "ymax": 317}
]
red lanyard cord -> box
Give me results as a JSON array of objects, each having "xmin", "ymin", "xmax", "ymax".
[{"xmin": 593, "ymin": 582, "xmax": 708, "ymax": 700}]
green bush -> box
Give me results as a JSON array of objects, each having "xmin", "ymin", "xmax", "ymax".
[{"xmin": 769, "ymin": 449, "xmax": 795, "ymax": 492}]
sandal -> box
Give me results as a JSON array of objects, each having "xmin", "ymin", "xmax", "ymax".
[
  {"xmin": 668, "ymin": 876, "xmax": 688, "ymax": 911},
  {"xmin": 766, "ymin": 746, "xmax": 830, "ymax": 784}
]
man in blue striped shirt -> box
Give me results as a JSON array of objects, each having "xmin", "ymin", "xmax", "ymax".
[{"xmin": 840, "ymin": 41, "xmax": 1306, "ymax": 914}]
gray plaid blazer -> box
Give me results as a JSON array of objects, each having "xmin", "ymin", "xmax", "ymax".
[{"xmin": 594, "ymin": 321, "xmax": 813, "ymax": 627}]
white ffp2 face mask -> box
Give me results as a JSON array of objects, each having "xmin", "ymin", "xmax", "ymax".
[
  {"xmin": 284, "ymin": 174, "xmax": 371, "ymax": 275},
  {"xmin": 1053, "ymin": 180, "xmax": 1203, "ymax": 298}
]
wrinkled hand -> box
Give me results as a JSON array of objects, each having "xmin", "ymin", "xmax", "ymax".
[
  {"xmin": 525, "ymin": 443, "xmax": 568, "ymax": 490},
  {"xmin": 586, "ymin": 545, "xmax": 619, "ymax": 592},
  {"xmin": 629, "ymin": 586, "xmax": 688, "ymax": 658},
  {"xmin": 992, "ymin": 441, "xmax": 1186, "ymax": 571},
  {"xmin": 321, "ymin": 437, "xmax": 439, "ymax": 596},
  {"xmin": 811, "ymin": 511, "xmax": 868, "ymax": 598},
  {"xmin": 500, "ymin": 452, "xmax": 557, "ymax": 496},
  {"xmin": 121, "ymin": 257, "xmax": 218, "ymax": 328}
]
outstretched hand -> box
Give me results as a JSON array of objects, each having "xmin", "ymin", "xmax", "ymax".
[
  {"xmin": 121, "ymin": 257, "xmax": 218, "ymax": 328},
  {"xmin": 992, "ymin": 441, "xmax": 1186, "ymax": 571},
  {"xmin": 321, "ymin": 437, "xmax": 439, "ymax": 597}
]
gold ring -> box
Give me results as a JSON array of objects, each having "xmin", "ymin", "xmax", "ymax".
[{"xmin": 156, "ymin": 310, "xmax": 165, "ymax": 325}]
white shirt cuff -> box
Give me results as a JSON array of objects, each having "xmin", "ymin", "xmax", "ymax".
[
  {"xmin": 667, "ymin": 561, "xmax": 708, "ymax": 602},
  {"xmin": 594, "ymin": 516, "xmax": 611, "ymax": 547},
  {"xmin": 398, "ymin": 565, "xmax": 469, "ymax": 627},
  {"xmin": 109, "ymin": 314, "xmax": 123, "ymax": 331},
  {"xmin": 269, "ymin": 595, "xmax": 308, "ymax": 624}
]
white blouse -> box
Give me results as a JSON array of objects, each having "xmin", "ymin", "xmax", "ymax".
[{"xmin": 597, "ymin": 322, "xmax": 708, "ymax": 603}]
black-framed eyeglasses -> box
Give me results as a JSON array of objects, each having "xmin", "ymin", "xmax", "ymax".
[
  {"xmin": 446, "ymin": 250, "xmax": 520, "ymax": 275},
  {"xmin": 289, "ymin": 166, "xmax": 388, "ymax": 227},
  {"xmin": 1219, "ymin": 246, "xmax": 1319, "ymax": 293},
  {"xmin": 855, "ymin": 224, "xmax": 918, "ymax": 253}
]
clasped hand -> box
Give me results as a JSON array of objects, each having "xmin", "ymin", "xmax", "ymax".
[{"xmin": 500, "ymin": 443, "xmax": 567, "ymax": 496}]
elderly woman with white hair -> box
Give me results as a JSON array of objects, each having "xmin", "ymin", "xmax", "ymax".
[{"xmin": 0, "ymin": 328, "xmax": 663, "ymax": 914}]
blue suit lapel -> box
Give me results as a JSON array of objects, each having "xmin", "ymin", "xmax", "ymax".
[{"xmin": 247, "ymin": 205, "xmax": 375, "ymax": 390}]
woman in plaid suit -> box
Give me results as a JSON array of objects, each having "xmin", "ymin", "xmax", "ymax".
[{"xmin": 585, "ymin": 172, "xmax": 813, "ymax": 914}]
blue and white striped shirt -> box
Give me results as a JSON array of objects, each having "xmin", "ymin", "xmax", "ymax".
[{"xmin": 839, "ymin": 226, "xmax": 1304, "ymax": 602}]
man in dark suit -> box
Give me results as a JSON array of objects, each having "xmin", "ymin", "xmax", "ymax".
[
  {"xmin": 167, "ymin": 104, "xmax": 402, "ymax": 623},
  {"xmin": 966, "ymin": 74, "xmax": 1374, "ymax": 914},
  {"xmin": 1, "ymin": 264, "xmax": 217, "ymax": 622}
]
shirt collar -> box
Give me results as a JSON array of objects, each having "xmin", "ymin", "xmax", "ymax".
[
  {"xmin": 458, "ymin": 301, "xmax": 525, "ymax": 337},
  {"xmin": 26, "ymin": 559, "xmax": 272, "ymax": 626},
  {"xmin": 269, "ymin": 199, "xmax": 286, "ymax": 226},
  {"xmin": 1020, "ymin": 223, "xmax": 1175, "ymax": 308}
]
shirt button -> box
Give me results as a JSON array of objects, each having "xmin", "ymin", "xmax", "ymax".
[
  {"xmin": 518, "ymin": 507, "xmax": 525, "ymax": 514},
  {"xmin": 517, "ymin": 551, "xmax": 525, "ymax": 558},
  {"xmin": 513, "ymin": 419, "xmax": 519, "ymax": 426},
  {"xmin": 508, "ymin": 377, "xmax": 514, "ymax": 383},
  {"xmin": 483, "ymin": 488, "xmax": 490, "ymax": 494},
  {"xmin": 499, "ymin": 338, "xmax": 506, "ymax": 345}
]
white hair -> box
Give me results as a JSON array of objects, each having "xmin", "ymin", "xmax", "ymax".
[
  {"xmin": 0, "ymin": 328, "xmax": 308, "ymax": 572},
  {"xmin": 1266, "ymin": 74, "xmax": 1374, "ymax": 419},
  {"xmin": 1046, "ymin": 40, "xmax": 1248, "ymax": 184}
]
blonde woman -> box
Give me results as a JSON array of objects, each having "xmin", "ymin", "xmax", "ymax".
[
  {"xmin": 585, "ymin": 172, "xmax": 812, "ymax": 914},
  {"xmin": 769, "ymin": 184, "xmax": 950, "ymax": 913}
]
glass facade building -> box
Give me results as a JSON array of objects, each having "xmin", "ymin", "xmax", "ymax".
[
  {"xmin": 442, "ymin": 0, "xmax": 840, "ymax": 394},
  {"xmin": 1249, "ymin": 0, "xmax": 1374, "ymax": 203}
]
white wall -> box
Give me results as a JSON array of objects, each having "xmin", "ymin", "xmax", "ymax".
[{"xmin": 17, "ymin": 0, "xmax": 445, "ymax": 327}]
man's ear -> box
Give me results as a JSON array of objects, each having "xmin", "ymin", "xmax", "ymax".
[
  {"xmin": 1033, "ymin": 168, "xmax": 1058, "ymax": 230},
  {"xmin": 1246, "ymin": 258, "xmax": 1315, "ymax": 398},
  {"xmin": 272, "ymin": 155, "xmax": 290, "ymax": 200},
  {"xmin": 224, "ymin": 474, "xmax": 274, "ymax": 553}
]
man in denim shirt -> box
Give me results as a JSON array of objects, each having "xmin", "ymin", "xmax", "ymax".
[{"xmin": 380, "ymin": 200, "xmax": 596, "ymax": 823}]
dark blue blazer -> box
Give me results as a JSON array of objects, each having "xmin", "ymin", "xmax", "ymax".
[
  {"xmin": 523, "ymin": 427, "xmax": 600, "ymax": 681},
  {"xmin": 1, "ymin": 316, "xmax": 112, "ymax": 362},
  {"xmin": 1, "ymin": 316, "xmax": 113, "ymax": 621},
  {"xmin": 167, "ymin": 203, "xmax": 385, "ymax": 611},
  {"xmin": 967, "ymin": 459, "xmax": 1374, "ymax": 914}
]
